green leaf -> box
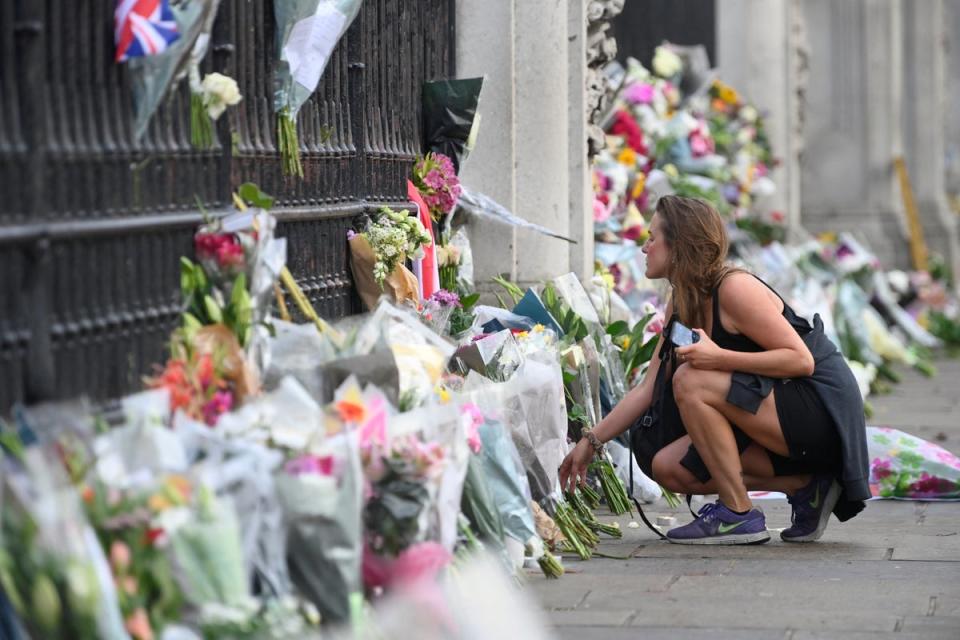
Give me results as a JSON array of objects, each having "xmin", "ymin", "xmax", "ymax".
[
  {"xmin": 203, "ymin": 295, "xmax": 223, "ymax": 324},
  {"xmin": 629, "ymin": 335, "xmax": 659, "ymax": 372},
  {"xmin": 230, "ymin": 273, "xmax": 248, "ymax": 308},
  {"xmin": 460, "ymin": 292, "xmax": 481, "ymax": 310},
  {"xmin": 606, "ymin": 320, "xmax": 629, "ymax": 337},
  {"xmin": 238, "ymin": 182, "xmax": 275, "ymax": 210},
  {"xmin": 180, "ymin": 257, "xmax": 195, "ymax": 294}
]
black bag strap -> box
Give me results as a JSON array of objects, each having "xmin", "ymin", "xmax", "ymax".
[{"xmin": 626, "ymin": 316, "xmax": 697, "ymax": 539}]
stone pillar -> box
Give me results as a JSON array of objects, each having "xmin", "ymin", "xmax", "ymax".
[
  {"xmin": 716, "ymin": 0, "xmax": 802, "ymax": 231},
  {"xmin": 798, "ymin": 0, "xmax": 911, "ymax": 269},
  {"xmin": 455, "ymin": 0, "xmax": 518, "ymax": 286},
  {"xmin": 458, "ymin": 1, "xmax": 586, "ymax": 289},
  {"xmin": 901, "ymin": 0, "xmax": 960, "ymax": 284},
  {"xmin": 946, "ymin": 1, "xmax": 960, "ymax": 202},
  {"xmin": 568, "ymin": 0, "xmax": 593, "ymax": 281},
  {"xmin": 513, "ymin": 0, "xmax": 571, "ymax": 285}
]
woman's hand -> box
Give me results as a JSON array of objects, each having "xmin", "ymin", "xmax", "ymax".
[
  {"xmin": 559, "ymin": 439, "xmax": 595, "ymax": 492},
  {"xmin": 674, "ymin": 329, "xmax": 727, "ymax": 370}
]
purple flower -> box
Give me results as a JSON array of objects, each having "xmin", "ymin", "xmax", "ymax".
[
  {"xmin": 201, "ymin": 390, "xmax": 233, "ymax": 426},
  {"xmin": 430, "ymin": 289, "xmax": 461, "ymax": 308},
  {"xmin": 624, "ymin": 82, "xmax": 655, "ymax": 105}
]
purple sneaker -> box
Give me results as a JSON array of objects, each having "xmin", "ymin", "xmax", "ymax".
[
  {"xmin": 666, "ymin": 501, "xmax": 770, "ymax": 545},
  {"xmin": 781, "ymin": 474, "xmax": 840, "ymax": 543}
]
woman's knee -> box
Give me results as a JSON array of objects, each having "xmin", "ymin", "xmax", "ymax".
[
  {"xmin": 672, "ymin": 363, "xmax": 707, "ymax": 405},
  {"xmin": 651, "ymin": 453, "xmax": 698, "ymax": 493}
]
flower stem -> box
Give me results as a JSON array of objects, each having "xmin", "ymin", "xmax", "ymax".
[
  {"xmin": 191, "ymin": 93, "xmax": 215, "ymax": 149},
  {"xmin": 277, "ymin": 108, "xmax": 303, "ymax": 178}
]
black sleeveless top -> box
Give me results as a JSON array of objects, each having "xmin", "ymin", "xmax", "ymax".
[{"xmin": 710, "ymin": 274, "xmax": 812, "ymax": 353}]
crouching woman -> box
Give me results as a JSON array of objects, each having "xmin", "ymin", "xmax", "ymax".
[{"xmin": 559, "ymin": 195, "xmax": 870, "ymax": 545}]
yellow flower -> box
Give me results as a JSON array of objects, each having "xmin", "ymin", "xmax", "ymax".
[
  {"xmin": 713, "ymin": 81, "xmax": 739, "ymax": 105},
  {"xmin": 516, "ymin": 331, "xmax": 529, "ymax": 339},
  {"xmin": 818, "ymin": 231, "xmax": 838, "ymax": 244},
  {"xmin": 600, "ymin": 272, "xmax": 615, "ymax": 291},
  {"xmin": 532, "ymin": 324, "xmax": 545, "ymax": 333},
  {"xmin": 436, "ymin": 386, "xmax": 451, "ymax": 404},
  {"xmin": 631, "ymin": 173, "xmax": 646, "ymax": 200},
  {"xmin": 621, "ymin": 336, "xmax": 631, "ymax": 349},
  {"xmin": 664, "ymin": 164, "xmax": 679, "ymax": 178},
  {"xmin": 617, "ymin": 148, "xmax": 637, "ymax": 166}
]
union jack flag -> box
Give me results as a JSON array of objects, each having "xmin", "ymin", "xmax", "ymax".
[{"xmin": 114, "ymin": 0, "xmax": 181, "ymax": 63}]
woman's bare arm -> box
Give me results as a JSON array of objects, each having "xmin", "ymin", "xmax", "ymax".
[{"xmin": 677, "ymin": 273, "xmax": 813, "ymax": 378}]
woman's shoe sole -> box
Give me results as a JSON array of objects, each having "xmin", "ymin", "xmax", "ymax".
[{"xmin": 667, "ymin": 531, "xmax": 771, "ymax": 545}]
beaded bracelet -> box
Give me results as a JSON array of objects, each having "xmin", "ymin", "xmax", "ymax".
[{"xmin": 582, "ymin": 428, "xmax": 605, "ymax": 456}]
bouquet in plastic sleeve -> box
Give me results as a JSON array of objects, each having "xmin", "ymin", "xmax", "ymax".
[
  {"xmin": 358, "ymin": 388, "xmax": 451, "ymax": 592},
  {"xmin": 474, "ymin": 414, "xmax": 561, "ymax": 577},
  {"xmin": 147, "ymin": 328, "xmax": 257, "ymax": 427},
  {"xmin": 421, "ymin": 78, "xmax": 484, "ymax": 173},
  {"xmin": 412, "ymin": 152, "xmax": 462, "ymax": 226},
  {"xmin": 462, "ymin": 363, "xmax": 566, "ymax": 511},
  {"xmin": 275, "ymin": 430, "xmax": 363, "ymax": 625},
  {"xmin": 352, "ymin": 301, "xmax": 455, "ymax": 409},
  {"xmin": 180, "ymin": 0, "xmax": 239, "ymax": 149},
  {"xmin": 273, "ymin": 0, "xmax": 362, "ymax": 176},
  {"xmin": 186, "ymin": 208, "xmax": 287, "ymax": 346},
  {"xmin": 167, "ymin": 486, "xmax": 252, "ymax": 624},
  {"xmin": 349, "ymin": 207, "xmax": 432, "ymax": 311},
  {"xmin": 420, "ymin": 289, "xmax": 462, "ymax": 336},
  {"xmin": 1, "ymin": 448, "xmax": 129, "ymax": 640},
  {"xmin": 391, "ymin": 402, "xmax": 470, "ymax": 554},
  {"xmin": 868, "ymin": 427, "xmax": 960, "ymax": 499},
  {"xmin": 173, "ymin": 413, "xmax": 291, "ymax": 600},
  {"xmin": 124, "ymin": 0, "xmax": 202, "ymax": 139}
]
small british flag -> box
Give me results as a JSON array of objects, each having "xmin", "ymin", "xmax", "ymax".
[{"xmin": 114, "ymin": 0, "xmax": 181, "ymax": 63}]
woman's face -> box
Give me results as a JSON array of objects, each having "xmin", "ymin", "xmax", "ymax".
[{"xmin": 642, "ymin": 213, "xmax": 671, "ymax": 279}]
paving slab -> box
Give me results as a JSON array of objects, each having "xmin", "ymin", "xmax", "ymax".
[{"xmin": 529, "ymin": 357, "xmax": 960, "ymax": 638}]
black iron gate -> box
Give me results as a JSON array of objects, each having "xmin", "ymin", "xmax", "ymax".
[
  {"xmin": 613, "ymin": 0, "xmax": 716, "ymax": 68},
  {"xmin": 0, "ymin": 0, "xmax": 454, "ymax": 412}
]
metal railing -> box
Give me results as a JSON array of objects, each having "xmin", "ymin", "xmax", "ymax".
[{"xmin": 0, "ymin": 0, "xmax": 454, "ymax": 411}]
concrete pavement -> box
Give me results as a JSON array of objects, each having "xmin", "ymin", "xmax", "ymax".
[{"xmin": 527, "ymin": 357, "xmax": 960, "ymax": 639}]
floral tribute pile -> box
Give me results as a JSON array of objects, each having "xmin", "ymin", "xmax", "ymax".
[
  {"xmin": 1, "ymin": 171, "xmax": 672, "ymax": 639},
  {"xmin": 592, "ymin": 45, "xmax": 959, "ymax": 422}
]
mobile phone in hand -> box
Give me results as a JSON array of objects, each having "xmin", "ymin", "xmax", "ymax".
[{"xmin": 670, "ymin": 321, "xmax": 700, "ymax": 347}]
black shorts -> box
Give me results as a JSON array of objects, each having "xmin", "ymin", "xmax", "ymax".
[{"xmin": 679, "ymin": 377, "xmax": 842, "ymax": 483}]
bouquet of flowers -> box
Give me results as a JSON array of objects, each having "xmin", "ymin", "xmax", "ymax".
[
  {"xmin": 420, "ymin": 289, "xmax": 461, "ymax": 335},
  {"xmin": 275, "ymin": 433, "xmax": 364, "ymax": 626},
  {"xmin": 436, "ymin": 242, "xmax": 463, "ymax": 291},
  {"xmin": 361, "ymin": 429, "xmax": 451, "ymax": 592},
  {"xmin": 349, "ymin": 207, "xmax": 432, "ymax": 310},
  {"xmin": 1, "ymin": 449, "xmax": 129, "ymax": 640},
  {"xmin": 411, "ymin": 152, "xmax": 462, "ymax": 224},
  {"xmin": 185, "ymin": 206, "xmax": 285, "ymax": 347}
]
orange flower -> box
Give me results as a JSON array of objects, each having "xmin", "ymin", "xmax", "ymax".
[
  {"xmin": 196, "ymin": 353, "xmax": 215, "ymax": 388},
  {"xmin": 167, "ymin": 475, "xmax": 192, "ymax": 501},
  {"xmin": 617, "ymin": 147, "xmax": 638, "ymax": 166},
  {"xmin": 336, "ymin": 400, "xmax": 366, "ymax": 424},
  {"xmin": 81, "ymin": 485, "xmax": 95, "ymax": 503},
  {"xmin": 148, "ymin": 494, "xmax": 172, "ymax": 512}
]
